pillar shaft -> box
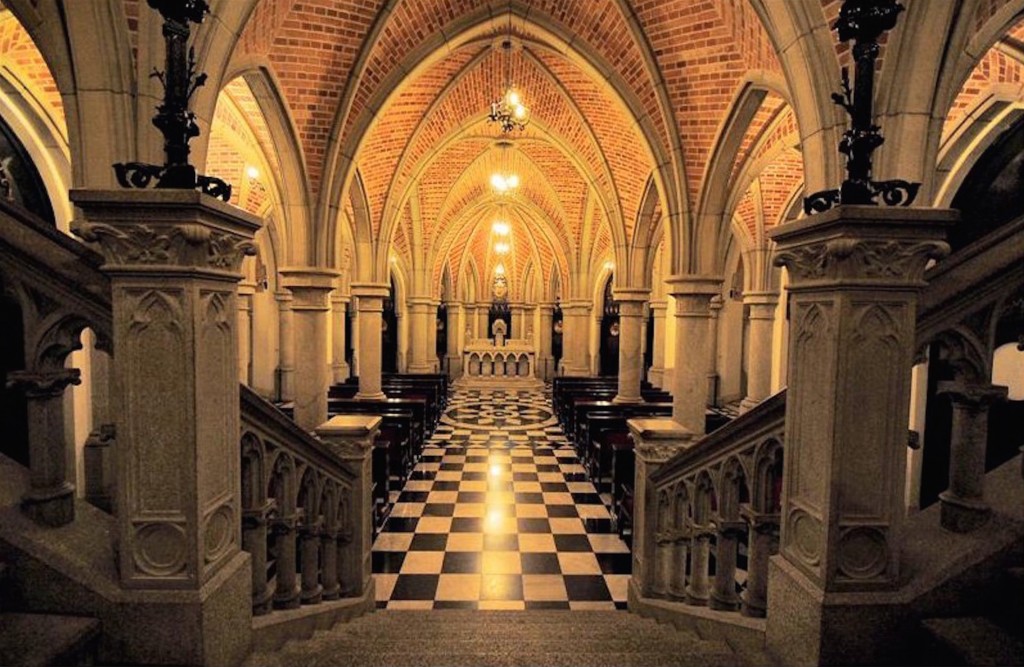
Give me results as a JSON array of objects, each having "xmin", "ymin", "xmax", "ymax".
[
  {"xmin": 537, "ymin": 303, "xmax": 555, "ymax": 381},
  {"xmin": 740, "ymin": 292, "xmax": 779, "ymax": 414},
  {"xmin": 445, "ymin": 302, "xmax": 462, "ymax": 378},
  {"xmin": 407, "ymin": 297, "xmax": 434, "ymax": 373},
  {"xmin": 937, "ymin": 381, "xmax": 1007, "ymax": 532},
  {"xmin": 666, "ymin": 276, "xmax": 722, "ymax": 433},
  {"xmin": 7, "ymin": 369, "xmax": 81, "ymax": 526},
  {"xmin": 561, "ymin": 301, "xmax": 591, "ymax": 376},
  {"xmin": 331, "ymin": 293, "xmax": 351, "ymax": 383},
  {"xmin": 276, "ymin": 291, "xmax": 295, "ymax": 401},
  {"xmin": 707, "ymin": 295, "xmax": 723, "ymax": 407},
  {"xmin": 282, "ymin": 269, "xmax": 337, "ymax": 430},
  {"xmin": 352, "ymin": 283, "xmax": 389, "ymax": 400},
  {"xmin": 614, "ymin": 289, "xmax": 649, "ymax": 403},
  {"xmin": 648, "ymin": 301, "xmax": 667, "ymax": 388},
  {"xmin": 238, "ymin": 282, "xmax": 255, "ymax": 385}
]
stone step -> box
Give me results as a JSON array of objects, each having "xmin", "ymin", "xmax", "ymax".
[
  {"xmin": 0, "ymin": 613, "xmax": 101, "ymax": 667},
  {"xmin": 920, "ymin": 617, "xmax": 1024, "ymax": 666},
  {"xmin": 252, "ymin": 649, "xmax": 739, "ymax": 667}
]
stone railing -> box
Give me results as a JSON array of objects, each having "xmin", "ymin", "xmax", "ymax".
[
  {"xmin": 634, "ymin": 390, "xmax": 786, "ymax": 618},
  {"xmin": 240, "ymin": 385, "xmax": 377, "ymax": 616},
  {"xmin": 463, "ymin": 340, "xmax": 535, "ymax": 377}
]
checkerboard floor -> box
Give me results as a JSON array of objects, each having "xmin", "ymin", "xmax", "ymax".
[{"xmin": 372, "ymin": 386, "xmax": 632, "ymax": 610}]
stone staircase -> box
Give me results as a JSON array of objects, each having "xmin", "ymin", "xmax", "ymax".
[{"xmin": 244, "ymin": 610, "xmax": 771, "ymax": 667}]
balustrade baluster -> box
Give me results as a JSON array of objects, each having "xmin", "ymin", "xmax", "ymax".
[
  {"xmin": 667, "ymin": 530, "xmax": 689, "ymax": 600},
  {"xmin": 740, "ymin": 509, "xmax": 778, "ymax": 618},
  {"xmin": 272, "ymin": 515, "xmax": 301, "ymax": 609},
  {"xmin": 685, "ymin": 524, "xmax": 711, "ymax": 605},
  {"xmin": 321, "ymin": 527, "xmax": 340, "ymax": 600},
  {"xmin": 651, "ymin": 533, "xmax": 673, "ymax": 597},
  {"xmin": 709, "ymin": 519, "xmax": 745, "ymax": 611},
  {"xmin": 243, "ymin": 502, "xmax": 276, "ymax": 615},
  {"xmin": 299, "ymin": 517, "xmax": 324, "ymax": 604}
]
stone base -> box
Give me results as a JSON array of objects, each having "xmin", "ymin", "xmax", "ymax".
[
  {"xmin": 453, "ymin": 376, "xmax": 544, "ymax": 390},
  {"xmin": 251, "ymin": 581, "xmax": 375, "ymax": 653},
  {"xmin": 21, "ymin": 482, "xmax": 75, "ymax": 527},
  {"xmin": 939, "ymin": 491, "xmax": 991, "ymax": 533},
  {"xmin": 766, "ymin": 556, "xmax": 906, "ymax": 666}
]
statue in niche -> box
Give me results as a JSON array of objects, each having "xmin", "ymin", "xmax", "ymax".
[{"xmin": 491, "ymin": 318, "xmax": 507, "ymax": 346}]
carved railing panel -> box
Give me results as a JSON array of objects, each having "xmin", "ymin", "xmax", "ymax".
[{"xmin": 240, "ymin": 385, "xmax": 359, "ymax": 616}]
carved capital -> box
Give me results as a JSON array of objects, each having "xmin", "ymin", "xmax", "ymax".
[
  {"xmin": 774, "ymin": 238, "xmax": 947, "ymax": 284},
  {"xmin": 71, "ymin": 221, "xmax": 256, "ymax": 272},
  {"xmin": 7, "ymin": 368, "xmax": 81, "ymax": 397},
  {"xmin": 937, "ymin": 381, "xmax": 1008, "ymax": 411}
]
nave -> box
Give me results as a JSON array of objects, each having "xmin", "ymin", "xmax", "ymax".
[{"xmin": 371, "ymin": 386, "xmax": 633, "ymax": 610}]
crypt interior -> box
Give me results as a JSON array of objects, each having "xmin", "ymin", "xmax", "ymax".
[{"xmin": 0, "ymin": 0, "xmax": 1022, "ymax": 665}]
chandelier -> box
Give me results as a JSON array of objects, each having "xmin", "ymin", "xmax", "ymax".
[{"xmin": 487, "ymin": 13, "xmax": 529, "ymax": 134}]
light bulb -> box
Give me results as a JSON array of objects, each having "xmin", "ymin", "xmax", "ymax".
[
  {"xmin": 246, "ymin": 165, "xmax": 260, "ymax": 179},
  {"xmin": 495, "ymin": 242, "xmax": 509, "ymax": 255},
  {"xmin": 495, "ymin": 264, "xmax": 505, "ymax": 275},
  {"xmin": 491, "ymin": 173, "xmax": 507, "ymax": 191}
]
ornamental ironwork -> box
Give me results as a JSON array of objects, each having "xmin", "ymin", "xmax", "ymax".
[
  {"xmin": 113, "ymin": 0, "xmax": 231, "ymax": 201},
  {"xmin": 803, "ymin": 0, "xmax": 919, "ymax": 215}
]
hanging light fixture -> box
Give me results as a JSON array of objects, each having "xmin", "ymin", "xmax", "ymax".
[
  {"xmin": 492, "ymin": 220, "xmax": 510, "ymax": 236},
  {"xmin": 494, "ymin": 241, "xmax": 510, "ymax": 255},
  {"xmin": 487, "ymin": 13, "xmax": 530, "ymax": 133},
  {"xmin": 490, "ymin": 139, "xmax": 519, "ymax": 194}
]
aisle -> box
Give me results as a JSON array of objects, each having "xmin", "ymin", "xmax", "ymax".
[{"xmin": 371, "ymin": 386, "xmax": 633, "ymax": 610}]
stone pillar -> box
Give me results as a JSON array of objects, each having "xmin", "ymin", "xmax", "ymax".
[
  {"xmin": 766, "ymin": 206, "xmax": 953, "ymax": 666},
  {"xmin": 740, "ymin": 510, "xmax": 779, "ymax": 618},
  {"xmin": 237, "ymin": 281, "xmax": 255, "ymax": 385},
  {"xmin": 685, "ymin": 525, "xmax": 711, "ymax": 605},
  {"xmin": 299, "ymin": 518, "xmax": 323, "ymax": 604},
  {"xmin": 445, "ymin": 301, "xmax": 462, "ymax": 378},
  {"xmin": 561, "ymin": 301, "xmax": 591, "ymax": 376},
  {"xmin": 406, "ymin": 297, "xmax": 433, "ymax": 373},
  {"xmin": 739, "ymin": 292, "xmax": 779, "ymax": 414},
  {"xmin": 71, "ymin": 189, "xmax": 259, "ymax": 667},
  {"xmin": 613, "ymin": 288, "xmax": 649, "ymax": 403},
  {"xmin": 537, "ymin": 302, "xmax": 555, "ymax": 381},
  {"xmin": 276, "ymin": 290, "xmax": 295, "ymax": 401},
  {"xmin": 706, "ymin": 295, "xmax": 723, "ymax": 407},
  {"xmin": 331, "ymin": 292, "xmax": 351, "ymax": 383},
  {"xmin": 476, "ymin": 302, "xmax": 489, "ymax": 340},
  {"xmin": 351, "ymin": 283, "xmax": 390, "ymax": 400},
  {"xmin": 937, "ymin": 381, "xmax": 1007, "ymax": 532},
  {"xmin": 648, "ymin": 300, "xmax": 667, "ymax": 388},
  {"xmin": 282, "ymin": 269, "xmax": 337, "ymax": 431},
  {"xmin": 626, "ymin": 419, "xmax": 697, "ymax": 601},
  {"xmin": 666, "ymin": 276, "xmax": 722, "ymax": 433},
  {"xmin": 7, "ymin": 369, "xmax": 81, "ymax": 526},
  {"xmin": 427, "ymin": 299, "xmax": 441, "ymax": 372},
  {"xmin": 709, "ymin": 520, "xmax": 746, "ymax": 611},
  {"xmin": 316, "ymin": 415, "xmax": 381, "ymax": 601}
]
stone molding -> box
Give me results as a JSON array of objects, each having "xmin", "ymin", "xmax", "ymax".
[
  {"xmin": 627, "ymin": 418, "xmax": 698, "ymax": 463},
  {"xmin": 6, "ymin": 368, "xmax": 82, "ymax": 397}
]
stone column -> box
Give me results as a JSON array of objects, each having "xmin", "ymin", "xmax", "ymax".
[
  {"xmin": 463, "ymin": 304, "xmax": 476, "ymax": 342},
  {"xmin": 282, "ymin": 269, "xmax": 337, "ymax": 431},
  {"xmin": 445, "ymin": 301, "xmax": 462, "ymax": 378},
  {"xmin": 276, "ymin": 290, "xmax": 295, "ymax": 401},
  {"xmin": 707, "ymin": 295, "xmax": 723, "ymax": 407},
  {"xmin": 666, "ymin": 276, "xmax": 722, "ymax": 433},
  {"xmin": 71, "ymin": 189, "xmax": 258, "ymax": 667},
  {"xmin": 613, "ymin": 288, "xmax": 649, "ymax": 403},
  {"xmin": 316, "ymin": 415, "xmax": 381, "ymax": 601},
  {"xmin": 740, "ymin": 510, "xmax": 779, "ymax": 618},
  {"xmin": 648, "ymin": 300, "xmax": 667, "ymax": 388},
  {"xmin": 561, "ymin": 301, "xmax": 591, "ymax": 376},
  {"xmin": 626, "ymin": 419, "xmax": 697, "ymax": 600},
  {"xmin": 331, "ymin": 292, "xmax": 351, "ymax": 383},
  {"xmin": 237, "ymin": 281, "xmax": 255, "ymax": 385},
  {"xmin": 537, "ymin": 302, "xmax": 555, "ymax": 381},
  {"xmin": 477, "ymin": 302, "xmax": 489, "ymax": 340},
  {"xmin": 709, "ymin": 520, "xmax": 746, "ymax": 611},
  {"xmin": 351, "ymin": 283, "xmax": 389, "ymax": 400},
  {"xmin": 427, "ymin": 299, "xmax": 441, "ymax": 372},
  {"xmin": 937, "ymin": 381, "xmax": 1007, "ymax": 532},
  {"xmin": 766, "ymin": 206, "xmax": 953, "ymax": 666},
  {"xmin": 406, "ymin": 296, "xmax": 433, "ymax": 373},
  {"xmin": 6, "ymin": 369, "xmax": 81, "ymax": 526},
  {"xmin": 739, "ymin": 292, "xmax": 779, "ymax": 413}
]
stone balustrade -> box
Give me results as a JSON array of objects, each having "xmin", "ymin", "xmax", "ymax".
[{"xmin": 463, "ymin": 339, "xmax": 535, "ymax": 378}]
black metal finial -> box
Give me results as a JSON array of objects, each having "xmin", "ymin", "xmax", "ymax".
[
  {"xmin": 803, "ymin": 0, "xmax": 919, "ymax": 215},
  {"xmin": 113, "ymin": 0, "xmax": 231, "ymax": 201}
]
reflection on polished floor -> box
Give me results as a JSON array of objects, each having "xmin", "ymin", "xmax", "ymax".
[{"xmin": 371, "ymin": 387, "xmax": 633, "ymax": 610}]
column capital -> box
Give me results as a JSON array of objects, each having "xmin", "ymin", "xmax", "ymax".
[
  {"xmin": 70, "ymin": 189, "xmax": 260, "ymax": 276},
  {"xmin": 627, "ymin": 418, "xmax": 698, "ymax": 463},
  {"xmin": 769, "ymin": 206, "xmax": 954, "ymax": 287},
  {"xmin": 282, "ymin": 268, "xmax": 339, "ymax": 311},
  {"xmin": 665, "ymin": 274, "xmax": 723, "ymax": 298},
  {"xmin": 612, "ymin": 287, "xmax": 650, "ymax": 303},
  {"xmin": 351, "ymin": 282, "xmax": 391, "ymax": 299},
  {"xmin": 937, "ymin": 381, "xmax": 1008, "ymax": 409},
  {"xmin": 408, "ymin": 296, "xmax": 435, "ymax": 308},
  {"xmin": 316, "ymin": 415, "xmax": 382, "ymax": 461},
  {"xmin": 275, "ymin": 289, "xmax": 294, "ymax": 305},
  {"xmin": 649, "ymin": 299, "xmax": 668, "ymax": 313},
  {"xmin": 7, "ymin": 368, "xmax": 82, "ymax": 398},
  {"xmin": 238, "ymin": 281, "xmax": 257, "ymax": 297}
]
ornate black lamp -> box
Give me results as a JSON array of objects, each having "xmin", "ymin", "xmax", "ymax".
[
  {"xmin": 803, "ymin": 0, "xmax": 919, "ymax": 215},
  {"xmin": 113, "ymin": 0, "xmax": 231, "ymax": 201}
]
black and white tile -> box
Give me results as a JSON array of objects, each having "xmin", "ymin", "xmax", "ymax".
[{"xmin": 373, "ymin": 387, "xmax": 632, "ymax": 610}]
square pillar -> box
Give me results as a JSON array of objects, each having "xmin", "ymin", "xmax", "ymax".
[
  {"xmin": 351, "ymin": 283, "xmax": 390, "ymax": 400},
  {"xmin": 71, "ymin": 189, "xmax": 259, "ymax": 666},
  {"xmin": 765, "ymin": 205, "xmax": 953, "ymax": 666},
  {"xmin": 665, "ymin": 276, "xmax": 722, "ymax": 433},
  {"xmin": 613, "ymin": 288, "xmax": 649, "ymax": 403},
  {"xmin": 316, "ymin": 415, "xmax": 381, "ymax": 598}
]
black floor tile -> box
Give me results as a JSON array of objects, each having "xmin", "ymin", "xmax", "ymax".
[
  {"xmin": 390, "ymin": 574, "xmax": 440, "ymax": 601},
  {"xmin": 520, "ymin": 552, "xmax": 562, "ymax": 575},
  {"xmin": 441, "ymin": 552, "xmax": 482, "ymax": 574},
  {"xmin": 409, "ymin": 534, "xmax": 449, "ymax": 551},
  {"xmin": 372, "ymin": 551, "xmax": 406, "ymax": 573},
  {"xmin": 563, "ymin": 575, "xmax": 612, "ymax": 601},
  {"xmin": 553, "ymin": 534, "xmax": 593, "ymax": 552}
]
